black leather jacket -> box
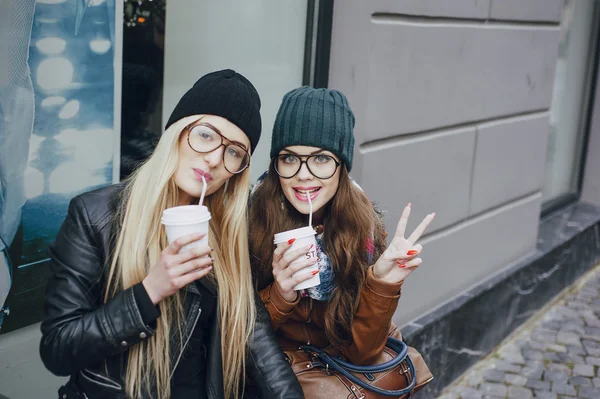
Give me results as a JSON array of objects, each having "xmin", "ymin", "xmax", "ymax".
[{"xmin": 39, "ymin": 184, "xmax": 304, "ymax": 399}]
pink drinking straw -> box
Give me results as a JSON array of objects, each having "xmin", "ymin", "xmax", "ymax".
[
  {"xmin": 199, "ymin": 175, "xmax": 207, "ymax": 206},
  {"xmin": 306, "ymin": 192, "xmax": 313, "ymax": 227}
]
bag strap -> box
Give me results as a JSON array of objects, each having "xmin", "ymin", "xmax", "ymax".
[
  {"xmin": 329, "ymin": 337, "xmax": 408, "ymax": 373},
  {"xmin": 301, "ymin": 337, "xmax": 417, "ymax": 397}
]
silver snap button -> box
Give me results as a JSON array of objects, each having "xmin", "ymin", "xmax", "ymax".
[
  {"xmin": 121, "ymin": 340, "xmax": 127, "ymax": 347},
  {"xmin": 139, "ymin": 332, "xmax": 147, "ymax": 339},
  {"xmin": 62, "ymin": 394, "xmax": 67, "ymax": 399}
]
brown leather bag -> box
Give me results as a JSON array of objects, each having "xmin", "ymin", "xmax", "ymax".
[{"xmin": 284, "ymin": 326, "xmax": 433, "ymax": 399}]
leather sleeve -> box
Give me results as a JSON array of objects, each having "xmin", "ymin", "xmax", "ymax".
[
  {"xmin": 246, "ymin": 292, "xmax": 304, "ymax": 398},
  {"xmin": 340, "ymin": 266, "xmax": 404, "ymax": 365},
  {"xmin": 258, "ymin": 283, "xmax": 300, "ymax": 331},
  {"xmin": 39, "ymin": 196, "xmax": 156, "ymax": 376}
]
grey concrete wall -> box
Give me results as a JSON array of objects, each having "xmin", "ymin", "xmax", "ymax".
[
  {"xmin": 329, "ymin": 0, "xmax": 563, "ymax": 325},
  {"xmin": 0, "ymin": 324, "xmax": 66, "ymax": 398}
]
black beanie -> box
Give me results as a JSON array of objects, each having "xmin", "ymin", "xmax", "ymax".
[{"xmin": 165, "ymin": 69, "xmax": 262, "ymax": 153}]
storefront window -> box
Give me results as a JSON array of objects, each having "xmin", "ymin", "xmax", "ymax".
[
  {"xmin": 0, "ymin": 236, "xmax": 10, "ymax": 331},
  {"xmin": 161, "ymin": 0, "xmax": 309, "ymax": 180},
  {"xmin": 0, "ymin": 0, "xmax": 121, "ymax": 333},
  {"xmin": 0, "ymin": 0, "xmax": 312, "ymax": 333},
  {"xmin": 120, "ymin": 0, "xmax": 165, "ymax": 179},
  {"xmin": 543, "ymin": 0, "xmax": 599, "ymax": 205}
]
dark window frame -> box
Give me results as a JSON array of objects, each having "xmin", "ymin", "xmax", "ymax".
[
  {"xmin": 302, "ymin": 0, "xmax": 334, "ymax": 88},
  {"xmin": 542, "ymin": 3, "xmax": 600, "ymax": 217}
]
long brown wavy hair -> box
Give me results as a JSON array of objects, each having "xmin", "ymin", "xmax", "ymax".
[{"xmin": 249, "ymin": 162, "xmax": 387, "ymax": 348}]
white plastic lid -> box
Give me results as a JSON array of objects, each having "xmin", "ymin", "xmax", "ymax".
[
  {"xmin": 273, "ymin": 226, "xmax": 316, "ymax": 244},
  {"xmin": 161, "ymin": 205, "xmax": 211, "ymax": 226}
]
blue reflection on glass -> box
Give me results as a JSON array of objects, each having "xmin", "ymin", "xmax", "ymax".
[
  {"xmin": 0, "ymin": 236, "xmax": 12, "ymax": 331},
  {"xmin": 0, "ymin": 0, "xmax": 117, "ymax": 332}
]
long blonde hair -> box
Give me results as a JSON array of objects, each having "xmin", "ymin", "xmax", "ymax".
[{"xmin": 105, "ymin": 116, "xmax": 256, "ymax": 398}]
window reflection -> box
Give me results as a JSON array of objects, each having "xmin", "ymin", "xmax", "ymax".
[
  {"xmin": 0, "ymin": 236, "xmax": 12, "ymax": 332},
  {"xmin": 0, "ymin": 0, "xmax": 118, "ymax": 333},
  {"xmin": 120, "ymin": 0, "xmax": 166, "ymax": 180},
  {"xmin": 544, "ymin": 0, "xmax": 599, "ymax": 202}
]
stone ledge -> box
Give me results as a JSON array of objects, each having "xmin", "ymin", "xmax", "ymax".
[{"xmin": 402, "ymin": 201, "xmax": 600, "ymax": 397}]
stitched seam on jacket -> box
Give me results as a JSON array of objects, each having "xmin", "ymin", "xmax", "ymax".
[
  {"xmin": 101, "ymin": 304, "xmax": 119, "ymax": 347},
  {"xmin": 81, "ymin": 368, "xmax": 123, "ymax": 389},
  {"xmin": 371, "ymin": 298, "xmax": 395, "ymax": 356},
  {"xmin": 125, "ymin": 289, "xmax": 140, "ymax": 340},
  {"xmin": 74, "ymin": 196, "xmax": 101, "ymax": 261},
  {"xmin": 75, "ymin": 196, "xmax": 118, "ymax": 346},
  {"xmin": 249, "ymin": 350, "xmax": 277, "ymax": 398},
  {"xmin": 269, "ymin": 300, "xmax": 288, "ymax": 320},
  {"xmin": 80, "ymin": 369, "xmax": 122, "ymax": 390},
  {"xmin": 269, "ymin": 284, "xmax": 297, "ymax": 317}
]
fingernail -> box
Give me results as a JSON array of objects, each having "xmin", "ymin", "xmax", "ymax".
[
  {"xmin": 407, "ymin": 202, "xmax": 412, "ymax": 208},
  {"xmin": 312, "ymin": 270, "xmax": 319, "ymax": 276},
  {"xmin": 288, "ymin": 238, "xmax": 296, "ymax": 245},
  {"xmin": 397, "ymin": 263, "xmax": 406, "ymax": 268},
  {"xmin": 407, "ymin": 250, "xmax": 418, "ymax": 255}
]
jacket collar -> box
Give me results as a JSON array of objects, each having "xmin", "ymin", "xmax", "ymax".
[{"xmin": 186, "ymin": 278, "xmax": 217, "ymax": 296}]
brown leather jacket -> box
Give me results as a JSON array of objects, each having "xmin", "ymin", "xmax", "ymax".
[{"xmin": 258, "ymin": 266, "xmax": 403, "ymax": 365}]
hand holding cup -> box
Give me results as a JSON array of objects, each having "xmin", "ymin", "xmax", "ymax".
[
  {"xmin": 143, "ymin": 232, "xmax": 213, "ymax": 304},
  {"xmin": 271, "ymin": 238, "xmax": 319, "ymax": 302}
]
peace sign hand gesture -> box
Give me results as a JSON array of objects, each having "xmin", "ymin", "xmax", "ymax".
[{"xmin": 372, "ymin": 203, "xmax": 435, "ymax": 284}]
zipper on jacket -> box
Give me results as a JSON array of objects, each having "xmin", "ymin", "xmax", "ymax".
[
  {"xmin": 80, "ymin": 369, "xmax": 123, "ymax": 390},
  {"xmin": 303, "ymin": 324, "xmax": 310, "ymax": 345},
  {"xmin": 303, "ymin": 298, "xmax": 312, "ymax": 345},
  {"xmin": 170, "ymin": 301, "xmax": 202, "ymax": 379}
]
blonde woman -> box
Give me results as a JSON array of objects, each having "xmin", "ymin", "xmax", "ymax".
[{"xmin": 40, "ymin": 70, "xmax": 304, "ymax": 399}]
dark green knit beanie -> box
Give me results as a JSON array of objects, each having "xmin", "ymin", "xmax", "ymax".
[{"xmin": 271, "ymin": 86, "xmax": 356, "ymax": 171}]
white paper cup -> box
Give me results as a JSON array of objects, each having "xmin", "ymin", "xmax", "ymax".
[
  {"xmin": 274, "ymin": 226, "xmax": 319, "ymax": 290},
  {"xmin": 161, "ymin": 205, "xmax": 211, "ymax": 253}
]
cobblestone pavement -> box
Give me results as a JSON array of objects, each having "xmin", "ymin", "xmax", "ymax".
[{"xmin": 438, "ymin": 267, "xmax": 600, "ymax": 399}]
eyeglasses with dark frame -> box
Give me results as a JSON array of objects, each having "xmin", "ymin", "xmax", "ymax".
[
  {"xmin": 184, "ymin": 119, "xmax": 251, "ymax": 174},
  {"xmin": 273, "ymin": 153, "xmax": 341, "ymax": 179}
]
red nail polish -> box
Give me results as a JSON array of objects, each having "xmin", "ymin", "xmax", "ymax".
[
  {"xmin": 407, "ymin": 250, "xmax": 418, "ymax": 255},
  {"xmin": 397, "ymin": 263, "xmax": 406, "ymax": 268},
  {"xmin": 288, "ymin": 238, "xmax": 296, "ymax": 244},
  {"xmin": 312, "ymin": 270, "xmax": 319, "ymax": 276},
  {"xmin": 309, "ymin": 244, "xmax": 314, "ymax": 250}
]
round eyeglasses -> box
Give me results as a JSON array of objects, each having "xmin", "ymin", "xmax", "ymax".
[
  {"xmin": 184, "ymin": 120, "xmax": 250, "ymax": 174},
  {"xmin": 273, "ymin": 153, "xmax": 341, "ymax": 179}
]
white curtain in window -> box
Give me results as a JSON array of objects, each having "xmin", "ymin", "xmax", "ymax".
[{"xmin": 162, "ymin": 0, "xmax": 308, "ymax": 183}]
